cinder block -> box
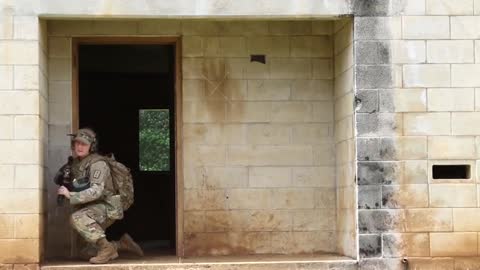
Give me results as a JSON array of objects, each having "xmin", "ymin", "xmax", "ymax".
[
  {"xmin": 312, "ymin": 21, "xmax": 333, "ymax": 35},
  {"xmin": 427, "ymin": 40, "xmax": 474, "ymax": 63},
  {"xmin": 291, "ymin": 80, "xmax": 333, "ymax": 101},
  {"xmin": 358, "ymin": 162, "xmax": 402, "ymax": 185},
  {"xmin": 358, "ymin": 185, "xmax": 381, "ymax": 209},
  {"xmin": 182, "ymin": 36, "xmax": 204, "ymax": 57},
  {"xmin": 452, "ymin": 112, "xmax": 480, "ymax": 135},
  {"xmin": 430, "ymin": 184, "xmax": 477, "ymax": 207},
  {"xmin": 357, "ymin": 137, "xmax": 427, "ymax": 161},
  {"xmin": 357, "ymin": 113, "xmax": 403, "ymax": 137},
  {"xmin": 0, "ymin": 66, "xmax": 13, "ymax": 90},
  {"xmin": 15, "ymin": 214, "xmax": 40, "ymax": 238},
  {"xmin": 403, "ymin": 0, "xmax": 426, "ymax": 15},
  {"xmin": 271, "ymin": 231, "xmax": 335, "ymax": 254},
  {"xmin": 314, "ymin": 187, "xmax": 336, "ymax": 208},
  {"xmin": 184, "ymin": 189, "xmax": 227, "ymax": 210},
  {"xmin": 337, "ymin": 186, "xmax": 356, "ymax": 209},
  {"xmin": 268, "ymin": 21, "xmax": 312, "ymax": 36},
  {"xmin": 48, "ymin": 20, "xmax": 93, "ymax": 36},
  {"xmin": 453, "ymin": 208, "xmax": 480, "ymax": 231},
  {"xmin": 0, "ymin": 41, "xmax": 38, "ymax": 65},
  {"xmin": 0, "ymin": 116, "xmax": 14, "ymax": 140},
  {"xmin": 15, "ymin": 165, "xmax": 42, "ymax": 189},
  {"xmin": 426, "ymin": 0, "xmax": 473, "ymax": 15},
  {"xmin": 355, "ymin": 41, "xmax": 391, "ymax": 65},
  {"xmin": 355, "ymin": 17, "xmax": 401, "ymax": 40},
  {"xmin": 383, "ymin": 233, "xmax": 430, "ymax": 257},
  {"xmin": 204, "ymin": 37, "xmax": 247, "ymax": 57},
  {"xmin": 13, "ymin": 16, "xmax": 38, "ymax": 40},
  {"xmin": 183, "ymin": 101, "xmax": 225, "ymax": 123},
  {"xmin": 293, "ymin": 123, "xmax": 331, "ymax": 144},
  {"xmin": 428, "ymin": 136, "xmax": 476, "ymax": 159},
  {"xmin": 403, "ymin": 112, "xmax": 450, "ymax": 135},
  {"xmin": 0, "ymin": 239, "xmax": 40, "ymax": 263},
  {"xmin": 356, "ymin": 66, "xmax": 393, "ymax": 89},
  {"xmin": 358, "ymin": 209, "xmax": 406, "ymax": 233},
  {"xmin": 247, "ymin": 124, "xmax": 290, "ymax": 145},
  {"xmin": 271, "ymin": 188, "xmax": 315, "ymax": 209},
  {"xmin": 247, "ymin": 80, "xmax": 290, "ymax": 101},
  {"xmin": 292, "ymin": 167, "xmax": 335, "ymax": 187},
  {"xmin": 0, "ymin": 16, "xmax": 13, "ymax": 39},
  {"xmin": 14, "ymin": 115, "xmax": 39, "ymax": 140},
  {"xmin": 334, "ymin": 21, "xmax": 352, "ymax": 53},
  {"xmin": 430, "ymin": 232, "xmax": 477, "ymax": 256},
  {"xmin": 271, "ymin": 102, "xmax": 312, "ymax": 122},
  {"xmin": 391, "ymin": 40, "xmax": 426, "ymax": 64},
  {"xmin": 0, "ymin": 214, "xmax": 14, "ymax": 238},
  {"xmin": 247, "ymin": 36, "xmax": 289, "ymax": 57},
  {"xmin": 356, "ymin": 90, "xmax": 378, "ymax": 113},
  {"xmin": 91, "ymin": 21, "xmax": 137, "ymax": 35},
  {"xmin": 334, "ymin": 43, "xmax": 353, "ymax": 76},
  {"xmin": 428, "ymin": 88, "xmax": 474, "ymax": 112},
  {"xmin": 315, "ymin": 142, "xmax": 336, "ymax": 166},
  {"xmin": 335, "ymin": 93, "xmax": 354, "ymax": 121},
  {"xmin": 0, "ymin": 190, "xmax": 41, "ymax": 213},
  {"xmin": 241, "ymin": 210, "xmax": 292, "ymax": 231},
  {"xmin": 48, "ymin": 58, "xmax": 71, "ymax": 81},
  {"xmin": 184, "ymin": 211, "xmax": 205, "ymax": 233},
  {"xmin": 227, "ymin": 189, "xmax": 271, "ymax": 210},
  {"xmin": 405, "ymin": 208, "xmax": 453, "ymax": 232},
  {"xmin": 451, "ymin": 16, "xmax": 480, "ymax": 39},
  {"xmin": 248, "ymin": 167, "xmax": 291, "ymax": 188},
  {"xmin": 138, "ymin": 20, "xmax": 181, "ymax": 35},
  {"xmin": 0, "ymin": 140, "xmax": 39, "ymax": 165},
  {"xmin": 290, "ymin": 36, "xmax": 332, "ymax": 58},
  {"xmin": 227, "ymin": 145, "xmax": 313, "ymax": 166},
  {"xmin": 379, "ymin": 88, "xmax": 426, "ymax": 112},
  {"xmin": 312, "ymin": 59, "xmax": 333, "ymax": 79},
  {"xmin": 270, "ymin": 58, "xmax": 311, "ymax": 79},
  {"xmin": 292, "ymin": 209, "xmax": 335, "ymax": 231},
  {"xmin": 334, "ymin": 68, "xmax": 353, "ymax": 97},
  {"xmin": 226, "ymin": 102, "xmax": 270, "ymax": 123},
  {"xmin": 404, "ymin": 64, "xmax": 450, "ymax": 87},
  {"xmin": 452, "ymin": 64, "xmax": 480, "ymax": 87},
  {"xmin": 404, "ymin": 160, "xmax": 428, "ymax": 184},
  {"xmin": 335, "ymin": 116, "xmax": 353, "ymax": 142},
  {"xmin": 402, "ymin": 16, "xmax": 450, "ymax": 39},
  {"xmin": 382, "ymin": 184, "xmax": 429, "ymax": 208}
]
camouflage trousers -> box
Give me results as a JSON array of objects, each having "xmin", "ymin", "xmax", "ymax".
[{"xmin": 70, "ymin": 203, "xmax": 115, "ymax": 244}]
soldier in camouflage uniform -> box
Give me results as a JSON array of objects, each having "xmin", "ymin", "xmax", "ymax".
[{"xmin": 57, "ymin": 128, "xmax": 143, "ymax": 264}]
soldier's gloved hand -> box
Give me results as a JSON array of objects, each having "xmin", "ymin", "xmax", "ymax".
[{"xmin": 57, "ymin": 186, "xmax": 71, "ymax": 199}]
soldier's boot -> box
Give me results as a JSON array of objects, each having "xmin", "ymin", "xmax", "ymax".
[
  {"xmin": 113, "ymin": 233, "xmax": 144, "ymax": 257},
  {"xmin": 89, "ymin": 238, "xmax": 118, "ymax": 264}
]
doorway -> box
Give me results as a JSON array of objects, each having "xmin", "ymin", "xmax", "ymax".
[{"xmin": 74, "ymin": 38, "xmax": 179, "ymax": 255}]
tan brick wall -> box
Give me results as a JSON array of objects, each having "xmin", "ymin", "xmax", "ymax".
[
  {"xmin": 0, "ymin": 15, "xmax": 44, "ymax": 264},
  {"xmin": 333, "ymin": 18, "xmax": 356, "ymax": 259},
  {"xmin": 45, "ymin": 19, "xmax": 356, "ymax": 257},
  {"xmin": 357, "ymin": 1, "xmax": 480, "ymax": 268}
]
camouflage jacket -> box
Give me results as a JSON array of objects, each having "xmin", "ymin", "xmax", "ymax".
[{"xmin": 69, "ymin": 153, "xmax": 123, "ymax": 220}]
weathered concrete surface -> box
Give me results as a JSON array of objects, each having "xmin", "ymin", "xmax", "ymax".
[{"xmin": 2, "ymin": 0, "xmax": 352, "ymax": 17}]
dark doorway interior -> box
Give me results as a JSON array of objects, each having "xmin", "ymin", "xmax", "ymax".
[{"xmin": 78, "ymin": 44, "xmax": 176, "ymax": 254}]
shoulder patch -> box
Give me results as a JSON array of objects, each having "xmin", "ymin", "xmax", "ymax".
[{"xmin": 93, "ymin": 170, "xmax": 101, "ymax": 179}]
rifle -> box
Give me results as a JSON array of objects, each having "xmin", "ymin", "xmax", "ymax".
[{"xmin": 53, "ymin": 156, "xmax": 90, "ymax": 206}]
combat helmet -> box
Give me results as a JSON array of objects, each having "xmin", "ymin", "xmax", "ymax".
[{"xmin": 71, "ymin": 128, "xmax": 98, "ymax": 152}]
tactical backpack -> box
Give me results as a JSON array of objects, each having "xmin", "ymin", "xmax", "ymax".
[{"xmin": 89, "ymin": 154, "xmax": 134, "ymax": 211}]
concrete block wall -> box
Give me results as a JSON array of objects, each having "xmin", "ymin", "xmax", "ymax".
[
  {"xmin": 0, "ymin": 14, "xmax": 44, "ymax": 266},
  {"xmin": 333, "ymin": 19, "xmax": 357, "ymax": 259},
  {"xmin": 45, "ymin": 19, "xmax": 351, "ymax": 257},
  {"xmin": 355, "ymin": 0, "xmax": 480, "ymax": 269},
  {"xmin": 181, "ymin": 20, "xmax": 336, "ymax": 256}
]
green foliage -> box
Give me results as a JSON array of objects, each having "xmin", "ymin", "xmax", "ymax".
[{"xmin": 139, "ymin": 110, "xmax": 170, "ymax": 171}]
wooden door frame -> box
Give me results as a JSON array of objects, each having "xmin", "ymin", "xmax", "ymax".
[{"xmin": 72, "ymin": 36, "xmax": 184, "ymax": 256}]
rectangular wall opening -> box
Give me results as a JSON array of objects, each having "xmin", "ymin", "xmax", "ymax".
[{"xmin": 432, "ymin": 165, "xmax": 471, "ymax": 179}]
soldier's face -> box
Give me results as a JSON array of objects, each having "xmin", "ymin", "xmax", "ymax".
[{"xmin": 74, "ymin": 141, "xmax": 91, "ymax": 158}]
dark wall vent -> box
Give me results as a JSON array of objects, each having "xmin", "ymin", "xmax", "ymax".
[{"xmin": 432, "ymin": 165, "xmax": 470, "ymax": 179}]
